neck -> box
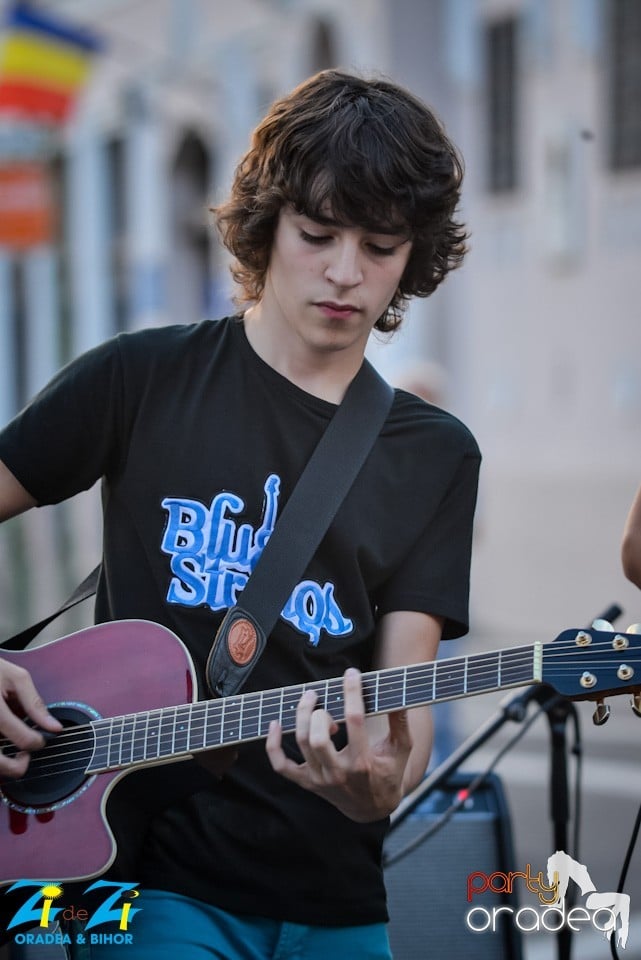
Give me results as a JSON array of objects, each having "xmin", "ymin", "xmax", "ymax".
[{"xmin": 243, "ymin": 305, "xmax": 366, "ymax": 404}]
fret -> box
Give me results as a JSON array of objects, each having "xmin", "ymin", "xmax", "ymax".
[
  {"xmin": 88, "ymin": 720, "xmax": 109, "ymax": 771},
  {"xmin": 222, "ymin": 696, "xmax": 242, "ymax": 743},
  {"xmin": 130, "ymin": 711, "xmax": 146, "ymax": 764},
  {"xmin": 326, "ymin": 679, "xmax": 344, "ymax": 721},
  {"xmin": 461, "ymin": 653, "xmax": 497, "ymax": 695},
  {"xmin": 146, "ymin": 711, "xmax": 160, "ymax": 760},
  {"xmin": 258, "ymin": 689, "xmax": 282, "ymax": 737},
  {"xmin": 204, "ymin": 699, "xmax": 223, "ymax": 748},
  {"xmin": 143, "ymin": 709, "xmax": 151, "ymax": 762},
  {"xmin": 122, "ymin": 716, "xmax": 133, "ymax": 766},
  {"xmin": 158, "ymin": 706, "xmax": 178, "ymax": 758},
  {"xmin": 372, "ymin": 669, "xmax": 395, "ymax": 713},
  {"xmin": 173, "ymin": 706, "xmax": 190, "ymax": 756},
  {"xmin": 200, "ymin": 702, "xmax": 209, "ymax": 751},
  {"xmin": 183, "ymin": 704, "xmax": 195, "ymax": 753},
  {"xmin": 281, "ymin": 687, "xmax": 301, "ymax": 734},
  {"xmin": 111, "ymin": 716, "xmax": 125, "ymax": 767},
  {"xmin": 498, "ymin": 651, "xmax": 502, "ymax": 688},
  {"xmin": 241, "ymin": 693, "xmax": 261, "ymax": 741},
  {"xmin": 322, "ymin": 680, "xmax": 329, "ymax": 712},
  {"xmin": 463, "ymin": 657, "xmax": 468, "ymax": 695},
  {"xmin": 106, "ymin": 716, "xmax": 116, "ymax": 768},
  {"xmin": 374, "ymin": 672, "xmax": 380, "ymax": 712},
  {"xmin": 402, "ymin": 667, "xmax": 407, "ymax": 708},
  {"xmin": 500, "ymin": 647, "xmax": 535, "ymax": 688}
]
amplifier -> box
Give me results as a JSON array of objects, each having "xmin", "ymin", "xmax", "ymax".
[{"xmin": 384, "ymin": 772, "xmax": 522, "ymax": 960}]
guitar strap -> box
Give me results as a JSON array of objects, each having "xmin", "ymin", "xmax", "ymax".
[
  {"xmin": 2, "ymin": 360, "xmax": 394, "ymax": 699},
  {"xmin": 206, "ymin": 359, "xmax": 394, "ymax": 697},
  {"xmin": 2, "ymin": 565, "xmax": 101, "ymax": 651}
]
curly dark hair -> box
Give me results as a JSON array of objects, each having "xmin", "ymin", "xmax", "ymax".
[{"xmin": 215, "ymin": 69, "xmax": 467, "ymax": 332}]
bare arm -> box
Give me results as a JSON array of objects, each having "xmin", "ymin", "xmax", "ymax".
[
  {"xmin": 622, "ymin": 484, "xmax": 641, "ymax": 589},
  {"xmin": 265, "ymin": 609, "xmax": 442, "ymax": 821},
  {"xmin": 0, "ymin": 458, "xmax": 37, "ymax": 521},
  {"xmin": 0, "ymin": 459, "xmax": 62, "ymax": 776}
]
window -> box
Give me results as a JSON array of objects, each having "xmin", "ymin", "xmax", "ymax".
[
  {"xmin": 486, "ymin": 17, "xmax": 519, "ymax": 192},
  {"xmin": 608, "ymin": 0, "xmax": 641, "ymax": 169},
  {"xmin": 311, "ymin": 17, "xmax": 336, "ymax": 72},
  {"xmin": 106, "ymin": 136, "xmax": 127, "ymax": 332}
]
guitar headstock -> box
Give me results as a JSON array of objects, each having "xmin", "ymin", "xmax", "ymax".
[{"xmin": 543, "ymin": 626, "xmax": 641, "ymax": 721}]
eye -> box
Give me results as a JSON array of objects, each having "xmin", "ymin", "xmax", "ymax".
[
  {"xmin": 367, "ymin": 243, "xmax": 398, "ymax": 257},
  {"xmin": 300, "ymin": 229, "xmax": 330, "ymax": 245}
]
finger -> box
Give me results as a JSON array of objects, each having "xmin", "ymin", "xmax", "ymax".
[
  {"xmin": 342, "ymin": 668, "xmax": 368, "ymax": 753},
  {"xmin": 265, "ymin": 721, "xmax": 307, "ymax": 783},
  {"xmin": 0, "ymin": 664, "xmax": 62, "ymax": 750},
  {"xmin": 307, "ymin": 707, "xmax": 339, "ymax": 758},
  {"xmin": 387, "ymin": 709, "xmax": 413, "ymax": 753},
  {"xmin": 294, "ymin": 689, "xmax": 319, "ymax": 756},
  {"xmin": 0, "ymin": 748, "xmax": 31, "ymax": 779}
]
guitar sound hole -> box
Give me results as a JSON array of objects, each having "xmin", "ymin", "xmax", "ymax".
[{"xmin": 1, "ymin": 705, "xmax": 95, "ymax": 810}]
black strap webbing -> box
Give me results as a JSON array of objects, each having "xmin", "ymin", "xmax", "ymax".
[
  {"xmin": 206, "ymin": 359, "xmax": 394, "ymax": 697},
  {"xmin": 2, "ymin": 564, "xmax": 100, "ymax": 651}
]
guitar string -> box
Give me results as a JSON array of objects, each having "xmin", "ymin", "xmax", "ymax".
[
  {"xmin": 1, "ymin": 638, "xmax": 635, "ymax": 784},
  {"xmin": 1, "ymin": 638, "xmax": 636, "ymax": 785},
  {"xmin": 0, "ymin": 637, "xmax": 632, "ymax": 771},
  {"xmin": 0, "ymin": 643, "xmax": 543, "ymax": 773}
]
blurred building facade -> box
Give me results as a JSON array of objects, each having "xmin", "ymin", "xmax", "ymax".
[{"xmin": 1, "ymin": 0, "xmax": 641, "ymax": 647}]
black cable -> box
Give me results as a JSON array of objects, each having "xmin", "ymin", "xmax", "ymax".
[
  {"xmin": 609, "ymin": 799, "xmax": 641, "ymax": 960},
  {"xmin": 383, "ymin": 697, "xmax": 558, "ymax": 869},
  {"xmin": 569, "ymin": 706, "xmax": 583, "ymax": 863}
]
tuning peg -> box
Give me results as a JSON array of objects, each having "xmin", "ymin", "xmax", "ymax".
[
  {"xmin": 631, "ymin": 694, "xmax": 641, "ymax": 718},
  {"xmin": 626, "ymin": 623, "xmax": 641, "ymax": 634},
  {"xmin": 591, "ymin": 619, "xmax": 615, "ymax": 631},
  {"xmin": 592, "ymin": 701, "xmax": 611, "ymax": 726}
]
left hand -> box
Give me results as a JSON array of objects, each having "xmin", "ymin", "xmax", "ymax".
[{"xmin": 265, "ymin": 667, "xmax": 412, "ymax": 822}]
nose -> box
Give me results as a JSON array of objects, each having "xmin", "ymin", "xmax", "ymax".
[{"xmin": 324, "ymin": 238, "xmax": 363, "ymax": 288}]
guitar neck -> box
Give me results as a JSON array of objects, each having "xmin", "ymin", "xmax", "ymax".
[{"xmin": 87, "ymin": 643, "xmax": 542, "ymax": 774}]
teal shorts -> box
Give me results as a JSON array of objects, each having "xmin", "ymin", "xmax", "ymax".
[{"xmin": 72, "ymin": 889, "xmax": 392, "ymax": 960}]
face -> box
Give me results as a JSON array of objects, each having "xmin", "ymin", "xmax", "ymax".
[{"xmin": 258, "ymin": 205, "xmax": 412, "ymax": 362}]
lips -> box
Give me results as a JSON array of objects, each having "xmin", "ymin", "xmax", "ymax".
[{"xmin": 315, "ymin": 301, "xmax": 360, "ymax": 317}]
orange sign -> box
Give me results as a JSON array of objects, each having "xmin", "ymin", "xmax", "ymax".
[{"xmin": 0, "ymin": 162, "xmax": 55, "ymax": 248}]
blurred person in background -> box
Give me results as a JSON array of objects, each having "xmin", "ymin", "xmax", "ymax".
[
  {"xmin": 0, "ymin": 69, "xmax": 480, "ymax": 959},
  {"xmin": 621, "ymin": 483, "xmax": 641, "ymax": 589}
]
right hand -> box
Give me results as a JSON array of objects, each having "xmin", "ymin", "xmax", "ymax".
[{"xmin": 0, "ymin": 657, "xmax": 62, "ymax": 778}]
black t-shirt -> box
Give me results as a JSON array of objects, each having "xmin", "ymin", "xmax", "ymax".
[{"xmin": 0, "ymin": 316, "xmax": 480, "ymax": 925}]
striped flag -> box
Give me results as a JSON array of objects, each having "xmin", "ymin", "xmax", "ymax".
[{"xmin": 0, "ymin": 1, "xmax": 102, "ymax": 125}]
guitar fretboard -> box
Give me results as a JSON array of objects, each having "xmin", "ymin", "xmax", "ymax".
[{"xmin": 88, "ymin": 644, "xmax": 541, "ymax": 773}]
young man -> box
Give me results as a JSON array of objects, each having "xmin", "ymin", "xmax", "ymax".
[{"xmin": 0, "ymin": 69, "xmax": 480, "ymax": 958}]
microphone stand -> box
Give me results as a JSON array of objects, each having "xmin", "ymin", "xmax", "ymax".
[
  {"xmin": 388, "ymin": 684, "xmax": 576, "ymax": 960},
  {"xmin": 388, "ymin": 606, "xmax": 623, "ymax": 960}
]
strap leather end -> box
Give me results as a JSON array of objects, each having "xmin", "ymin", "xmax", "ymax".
[{"xmin": 206, "ymin": 607, "xmax": 267, "ymax": 698}]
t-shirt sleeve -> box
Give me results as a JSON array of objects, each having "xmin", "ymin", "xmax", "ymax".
[
  {"xmin": 374, "ymin": 447, "xmax": 480, "ymax": 639},
  {"xmin": 0, "ymin": 337, "xmax": 126, "ymax": 505}
]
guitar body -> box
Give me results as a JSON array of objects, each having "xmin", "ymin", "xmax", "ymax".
[{"xmin": 0, "ymin": 621, "xmax": 196, "ymax": 885}]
